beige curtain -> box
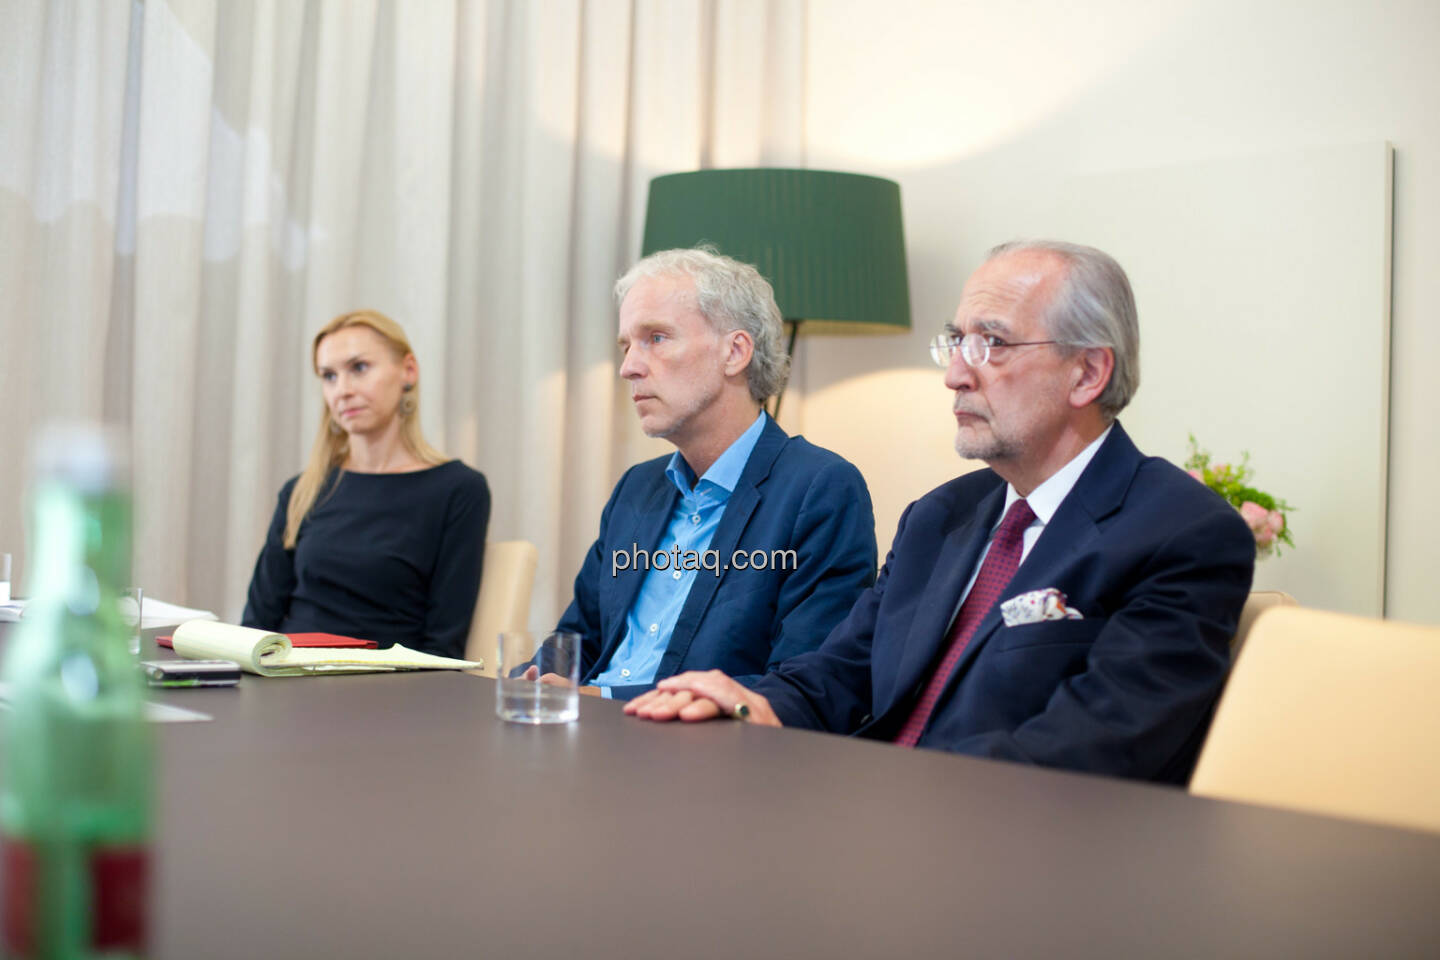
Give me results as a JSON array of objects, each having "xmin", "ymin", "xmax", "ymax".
[{"xmin": 0, "ymin": 0, "xmax": 806, "ymax": 627}]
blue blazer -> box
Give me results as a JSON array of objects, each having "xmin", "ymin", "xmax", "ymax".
[
  {"xmin": 754, "ymin": 423, "xmax": 1256, "ymax": 783},
  {"xmin": 558, "ymin": 416, "xmax": 877, "ymax": 700}
]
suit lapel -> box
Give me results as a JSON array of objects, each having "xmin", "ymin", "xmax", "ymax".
[
  {"xmin": 886, "ymin": 481, "xmax": 1008, "ymax": 705},
  {"xmin": 940, "ymin": 424, "xmax": 1142, "ymax": 685},
  {"xmin": 595, "ymin": 471, "xmax": 677, "ymax": 670},
  {"xmin": 662, "ymin": 416, "xmax": 785, "ymax": 670}
]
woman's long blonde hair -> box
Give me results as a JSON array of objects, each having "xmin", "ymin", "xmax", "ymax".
[{"xmin": 283, "ymin": 309, "xmax": 448, "ymax": 548}]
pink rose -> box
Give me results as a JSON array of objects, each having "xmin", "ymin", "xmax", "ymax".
[
  {"xmin": 1186, "ymin": 469, "xmax": 1204, "ymax": 482},
  {"xmin": 1240, "ymin": 501, "xmax": 1277, "ymax": 553},
  {"xmin": 1239, "ymin": 501, "xmax": 1268, "ymax": 530},
  {"xmin": 1266, "ymin": 510, "xmax": 1285, "ymax": 537}
]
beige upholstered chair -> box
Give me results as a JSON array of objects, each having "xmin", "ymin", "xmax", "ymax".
[
  {"xmin": 464, "ymin": 540, "xmax": 538, "ymax": 677},
  {"xmin": 1191, "ymin": 606, "xmax": 1440, "ymax": 834},
  {"xmin": 1231, "ymin": 589, "xmax": 1297, "ymax": 658}
]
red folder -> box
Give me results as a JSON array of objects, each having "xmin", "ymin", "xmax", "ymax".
[{"xmin": 155, "ymin": 632, "xmax": 379, "ymax": 649}]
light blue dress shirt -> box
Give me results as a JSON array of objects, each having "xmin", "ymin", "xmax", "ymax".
[{"xmin": 593, "ymin": 412, "xmax": 767, "ymax": 697}]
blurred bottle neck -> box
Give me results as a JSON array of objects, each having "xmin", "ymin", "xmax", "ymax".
[{"xmin": 26, "ymin": 482, "xmax": 131, "ymax": 625}]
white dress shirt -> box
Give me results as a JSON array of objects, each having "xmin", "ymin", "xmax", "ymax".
[{"xmin": 952, "ymin": 425, "xmax": 1113, "ymax": 611}]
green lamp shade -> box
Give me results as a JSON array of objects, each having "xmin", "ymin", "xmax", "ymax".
[{"xmin": 641, "ymin": 168, "xmax": 910, "ymax": 335}]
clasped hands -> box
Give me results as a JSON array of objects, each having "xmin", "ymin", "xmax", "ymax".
[
  {"xmin": 624, "ymin": 669, "xmax": 782, "ymax": 726},
  {"xmin": 518, "ymin": 665, "xmax": 781, "ymax": 723}
]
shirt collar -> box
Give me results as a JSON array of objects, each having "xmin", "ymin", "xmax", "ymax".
[
  {"xmin": 1002, "ymin": 424, "xmax": 1113, "ymax": 526},
  {"xmin": 666, "ymin": 411, "xmax": 768, "ymax": 497}
]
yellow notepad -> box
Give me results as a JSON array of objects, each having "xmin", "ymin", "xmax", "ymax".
[{"xmin": 171, "ymin": 620, "xmax": 483, "ymax": 677}]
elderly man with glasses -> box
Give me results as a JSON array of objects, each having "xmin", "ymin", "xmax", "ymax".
[{"xmin": 626, "ymin": 239, "xmax": 1256, "ymax": 784}]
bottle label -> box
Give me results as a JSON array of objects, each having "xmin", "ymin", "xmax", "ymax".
[
  {"xmin": 2, "ymin": 837, "xmax": 149, "ymax": 954},
  {"xmin": 2, "ymin": 839, "xmax": 36, "ymax": 954},
  {"xmin": 92, "ymin": 845, "xmax": 149, "ymax": 950}
]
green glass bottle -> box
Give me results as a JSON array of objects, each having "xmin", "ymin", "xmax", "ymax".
[{"xmin": 1, "ymin": 425, "xmax": 153, "ymax": 958}]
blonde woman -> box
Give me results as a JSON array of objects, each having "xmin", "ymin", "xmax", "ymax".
[{"xmin": 242, "ymin": 310, "xmax": 489, "ymax": 659}]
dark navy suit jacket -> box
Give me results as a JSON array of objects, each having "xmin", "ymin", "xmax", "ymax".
[
  {"xmin": 753, "ymin": 423, "xmax": 1255, "ymax": 783},
  {"xmin": 558, "ymin": 415, "xmax": 877, "ymax": 700}
]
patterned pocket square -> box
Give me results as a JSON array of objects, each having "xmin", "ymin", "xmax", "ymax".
[{"xmin": 1000, "ymin": 587, "xmax": 1084, "ymax": 626}]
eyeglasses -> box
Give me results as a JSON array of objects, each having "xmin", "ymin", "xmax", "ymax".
[{"xmin": 928, "ymin": 331, "xmax": 1060, "ymax": 368}]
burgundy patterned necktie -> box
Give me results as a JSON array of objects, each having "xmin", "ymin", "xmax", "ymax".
[{"xmin": 893, "ymin": 498, "xmax": 1037, "ymax": 748}]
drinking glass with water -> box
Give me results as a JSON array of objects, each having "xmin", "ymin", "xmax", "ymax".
[{"xmin": 495, "ymin": 630, "xmax": 581, "ymax": 724}]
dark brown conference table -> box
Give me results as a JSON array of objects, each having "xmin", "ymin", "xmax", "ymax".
[{"xmin": 2, "ymin": 622, "xmax": 1439, "ymax": 958}]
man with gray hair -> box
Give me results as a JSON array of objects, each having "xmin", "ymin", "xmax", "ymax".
[
  {"xmin": 552, "ymin": 247, "xmax": 877, "ymax": 700},
  {"xmin": 627, "ymin": 240, "xmax": 1255, "ymax": 784}
]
